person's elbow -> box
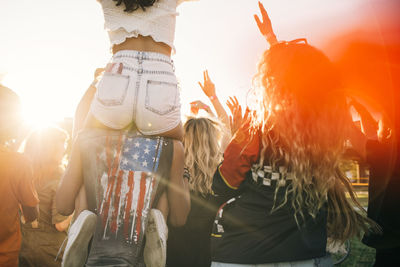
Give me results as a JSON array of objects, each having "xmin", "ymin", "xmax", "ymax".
[
  {"xmin": 22, "ymin": 205, "xmax": 38, "ymax": 223},
  {"xmin": 56, "ymin": 203, "xmax": 74, "ymax": 216}
]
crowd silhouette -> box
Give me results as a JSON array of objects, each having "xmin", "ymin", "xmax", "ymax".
[{"xmin": 0, "ymin": 1, "xmax": 399, "ymax": 267}]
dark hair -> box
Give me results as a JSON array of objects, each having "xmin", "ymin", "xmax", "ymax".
[{"xmin": 113, "ymin": 0, "xmax": 158, "ymax": 12}]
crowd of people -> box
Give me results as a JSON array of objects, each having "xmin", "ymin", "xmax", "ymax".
[{"xmin": 1, "ymin": 0, "xmax": 399, "ymax": 267}]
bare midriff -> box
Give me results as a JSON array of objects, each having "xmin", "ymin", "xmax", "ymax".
[{"xmin": 112, "ymin": 35, "xmax": 172, "ymax": 56}]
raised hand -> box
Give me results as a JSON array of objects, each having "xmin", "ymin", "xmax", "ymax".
[
  {"xmin": 190, "ymin": 100, "xmax": 212, "ymax": 115},
  {"xmin": 254, "ymin": 1, "xmax": 278, "ymax": 45},
  {"xmin": 198, "ymin": 70, "xmax": 216, "ymax": 98},
  {"xmin": 348, "ymin": 97, "xmax": 378, "ymax": 139},
  {"xmin": 227, "ymin": 96, "xmax": 243, "ymax": 135},
  {"xmin": 226, "ymin": 96, "xmax": 240, "ymax": 116}
]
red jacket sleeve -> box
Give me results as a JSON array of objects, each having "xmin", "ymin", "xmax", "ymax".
[{"xmin": 219, "ymin": 126, "xmax": 260, "ymax": 189}]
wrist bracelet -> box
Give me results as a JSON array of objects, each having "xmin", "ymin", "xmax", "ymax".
[{"xmin": 209, "ymin": 95, "xmax": 217, "ymax": 101}]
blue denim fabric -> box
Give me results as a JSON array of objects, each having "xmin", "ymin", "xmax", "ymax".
[{"xmin": 211, "ymin": 254, "xmax": 333, "ymax": 267}]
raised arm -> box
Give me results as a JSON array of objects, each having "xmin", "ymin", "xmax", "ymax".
[
  {"xmin": 226, "ymin": 96, "xmax": 244, "ymax": 136},
  {"xmin": 190, "ymin": 100, "xmax": 215, "ymax": 116},
  {"xmin": 72, "ymin": 68, "xmax": 104, "ymax": 139},
  {"xmin": 198, "ymin": 70, "xmax": 230, "ymax": 131},
  {"xmin": 349, "ymin": 98, "xmax": 378, "ymax": 139},
  {"xmin": 254, "ymin": 1, "xmax": 278, "ymax": 46}
]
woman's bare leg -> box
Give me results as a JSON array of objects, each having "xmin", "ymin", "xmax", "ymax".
[{"xmin": 157, "ymin": 123, "xmax": 183, "ymax": 142}]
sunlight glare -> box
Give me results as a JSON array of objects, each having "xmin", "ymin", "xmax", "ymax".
[{"xmin": 21, "ymin": 101, "xmax": 63, "ymax": 129}]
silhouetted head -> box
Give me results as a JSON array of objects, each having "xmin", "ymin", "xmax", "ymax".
[{"xmin": 0, "ymin": 84, "xmax": 22, "ymax": 145}]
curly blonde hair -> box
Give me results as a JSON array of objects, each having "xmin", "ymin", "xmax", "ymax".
[
  {"xmin": 252, "ymin": 42, "xmax": 378, "ymax": 241},
  {"xmin": 183, "ymin": 117, "xmax": 223, "ymax": 196}
]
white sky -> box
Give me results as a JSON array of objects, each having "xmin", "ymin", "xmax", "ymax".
[{"xmin": 0, "ymin": 0, "xmax": 376, "ymax": 125}]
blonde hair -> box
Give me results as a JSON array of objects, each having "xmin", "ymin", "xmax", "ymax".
[
  {"xmin": 22, "ymin": 126, "xmax": 69, "ymax": 185},
  {"xmin": 252, "ymin": 42, "xmax": 378, "ymax": 241},
  {"xmin": 183, "ymin": 116, "xmax": 223, "ymax": 195}
]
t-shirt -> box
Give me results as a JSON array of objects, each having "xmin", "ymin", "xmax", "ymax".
[
  {"xmin": 210, "ymin": 166, "xmax": 327, "ymax": 264},
  {"xmin": 79, "ymin": 128, "xmax": 173, "ymax": 267},
  {"xmin": 210, "ymin": 127, "xmax": 327, "ymax": 264},
  {"xmin": 0, "ymin": 147, "xmax": 39, "ymax": 267},
  {"xmin": 362, "ymin": 140, "xmax": 400, "ymax": 249},
  {"xmin": 19, "ymin": 172, "xmax": 69, "ymax": 267},
  {"xmin": 166, "ymin": 192, "xmax": 219, "ymax": 267}
]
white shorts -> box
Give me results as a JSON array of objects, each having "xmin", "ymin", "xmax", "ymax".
[{"xmin": 90, "ymin": 50, "xmax": 181, "ymax": 135}]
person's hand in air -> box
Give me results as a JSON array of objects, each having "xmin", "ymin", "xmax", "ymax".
[
  {"xmin": 198, "ymin": 70, "xmax": 216, "ymax": 99},
  {"xmin": 190, "ymin": 100, "xmax": 213, "ymax": 115},
  {"xmin": 197, "ymin": 70, "xmax": 230, "ymax": 130},
  {"xmin": 254, "ymin": 1, "xmax": 278, "ymax": 46},
  {"xmin": 226, "ymin": 96, "xmax": 243, "ymax": 136}
]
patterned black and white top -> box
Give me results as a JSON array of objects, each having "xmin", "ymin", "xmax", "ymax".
[{"xmin": 211, "ymin": 160, "xmax": 328, "ymax": 264}]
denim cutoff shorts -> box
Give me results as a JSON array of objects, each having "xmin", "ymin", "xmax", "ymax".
[
  {"xmin": 211, "ymin": 254, "xmax": 333, "ymax": 267},
  {"xmin": 90, "ymin": 50, "xmax": 181, "ymax": 135}
]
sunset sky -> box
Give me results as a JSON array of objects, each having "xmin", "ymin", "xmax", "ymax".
[{"xmin": 0, "ymin": 0, "xmax": 387, "ymax": 126}]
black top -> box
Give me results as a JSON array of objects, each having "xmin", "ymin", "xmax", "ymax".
[
  {"xmin": 167, "ymin": 192, "xmax": 220, "ymax": 267},
  {"xmin": 210, "ymin": 164, "xmax": 328, "ymax": 264},
  {"xmin": 363, "ymin": 140, "xmax": 400, "ymax": 250}
]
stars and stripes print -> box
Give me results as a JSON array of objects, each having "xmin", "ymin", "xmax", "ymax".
[{"xmin": 97, "ymin": 134, "xmax": 164, "ymax": 244}]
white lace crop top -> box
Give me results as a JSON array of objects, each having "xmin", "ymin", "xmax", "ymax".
[{"xmin": 98, "ymin": 0, "xmax": 197, "ymax": 52}]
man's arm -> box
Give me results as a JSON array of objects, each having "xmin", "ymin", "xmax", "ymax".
[{"xmin": 167, "ymin": 140, "xmax": 190, "ymax": 227}]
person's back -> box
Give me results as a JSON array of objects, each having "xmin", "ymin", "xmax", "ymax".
[
  {"xmin": 211, "ymin": 143, "xmax": 328, "ymax": 264},
  {"xmin": 167, "ymin": 192, "xmax": 219, "ymax": 267},
  {"xmin": 19, "ymin": 178, "xmax": 69, "ymax": 267},
  {"xmin": 19, "ymin": 127, "xmax": 70, "ymax": 267},
  {"xmin": 88, "ymin": 0, "xmax": 199, "ymax": 139},
  {"xmin": 167, "ymin": 117, "xmax": 223, "ymax": 267},
  {"xmin": 73, "ymin": 126, "xmax": 185, "ymax": 266},
  {"xmin": 209, "ymin": 4, "xmax": 377, "ymax": 266}
]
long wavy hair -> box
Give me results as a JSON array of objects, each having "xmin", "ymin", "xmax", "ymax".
[
  {"xmin": 183, "ymin": 117, "xmax": 223, "ymax": 196},
  {"xmin": 252, "ymin": 41, "xmax": 378, "ymax": 241},
  {"xmin": 22, "ymin": 126, "xmax": 69, "ymax": 186},
  {"xmin": 113, "ymin": 0, "xmax": 158, "ymax": 12}
]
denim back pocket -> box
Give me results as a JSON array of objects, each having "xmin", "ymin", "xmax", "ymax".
[
  {"xmin": 96, "ymin": 72, "xmax": 130, "ymax": 106},
  {"xmin": 145, "ymin": 80, "xmax": 179, "ymax": 115}
]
